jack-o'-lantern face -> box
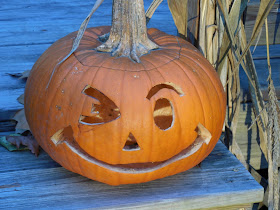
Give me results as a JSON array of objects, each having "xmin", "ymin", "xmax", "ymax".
[
  {"xmin": 25, "ymin": 27, "xmax": 226, "ymax": 185},
  {"xmin": 50, "ymin": 82, "xmax": 211, "ymax": 174}
]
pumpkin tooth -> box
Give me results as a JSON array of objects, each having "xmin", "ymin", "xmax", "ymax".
[
  {"xmin": 51, "ymin": 125, "xmax": 74, "ymax": 146},
  {"xmin": 49, "ymin": 125, "xmax": 210, "ymax": 174},
  {"xmin": 195, "ymin": 123, "xmax": 212, "ymax": 145}
]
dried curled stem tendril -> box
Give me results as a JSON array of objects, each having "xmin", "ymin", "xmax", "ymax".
[
  {"xmin": 46, "ymin": 0, "xmax": 104, "ymax": 89},
  {"xmin": 46, "ymin": 0, "xmax": 163, "ymax": 89}
]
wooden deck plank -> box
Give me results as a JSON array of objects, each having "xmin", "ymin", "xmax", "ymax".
[
  {"xmin": 245, "ymin": 0, "xmax": 280, "ymax": 45},
  {"xmin": 0, "ymin": 0, "xmax": 176, "ymax": 47},
  {"xmin": 236, "ymin": 102, "xmax": 280, "ymax": 169},
  {"xmin": 251, "ymin": 44, "xmax": 280, "ymax": 58},
  {"xmin": 0, "ymin": 147, "xmax": 60, "ymax": 173},
  {"xmin": 0, "ymin": 141, "xmax": 263, "ymax": 209}
]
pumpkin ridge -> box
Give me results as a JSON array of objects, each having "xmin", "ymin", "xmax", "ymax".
[
  {"xmin": 180, "ymin": 53, "xmax": 225, "ymax": 135},
  {"xmin": 90, "ymin": 67, "xmax": 113, "ymax": 161},
  {"xmin": 74, "ymin": 50, "xmax": 109, "ymax": 65},
  {"xmin": 178, "ymin": 52, "xmax": 225, "ymax": 130},
  {"xmin": 138, "ymin": 56, "xmax": 173, "ymax": 160},
  {"xmin": 73, "ymin": 49, "xmax": 182, "ymax": 72},
  {"xmin": 90, "ymin": 26, "xmax": 111, "ymax": 36},
  {"xmin": 172, "ymin": 58, "xmax": 216, "ymax": 139},
  {"xmin": 154, "ymin": 67, "xmax": 183, "ymax": 162},
  {"xmin": 78, "ymin": 32, "xmax": 102, "ymax": 45},
  {"xmin": 46, "ymin": 59, "xmax": 83, "ymax": 169},
  {"xmin": 152, "ymin": 32, "xmax": 182, "ymax": 46},
  {"xmin": 30, "ymin": 48, "xmax": 74, "ymax": 152},
  {"xmin": 85, "ymin": 26, "xmax": 109, "ymax": 39},
  {"xmin": 75, "ymin": 55, "xmax": 113, "ymax": 163},
  {"xmin": 73, "ymin": 29, "xmax": 184, "ymax": 72},
  {"xmin": 38, "ymin": 59, "xmax": 78, "ymax": 169},
  {"xmin": 178, "ymin": 52, "xmax": 225, "ymax": 152},
  {"xmin": 139, "ymin": 66, "xmax": 155, "ymax": 162},
  {"xmin": 75, "ymin": 68, "xmax": 102, "ymax": 162},
  {"xmin": 117, "ymin": 69, "xmax": 127, "ymax": 163},
  {"xmin": 141, "ymin": 54, "xmax": 184, "ymax": 159},
  {"xmin": 27, "ymin": 52, "xmax": 54, "ymax": 150},
  {"xmin": 149, "ymin": 33, "xmax": 178, "ymax": 45},
  {"xmin": 158, "ymin": 53, "xmax": 207, "ymax": 138},
  {"xmin": 49, "ymin": 63, "xmax": 95, "ymax": 168}
]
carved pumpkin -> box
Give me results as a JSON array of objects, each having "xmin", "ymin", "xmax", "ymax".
[{"xmin": 24, "ymin": 26, "xmax": 226, "ymax": 185}]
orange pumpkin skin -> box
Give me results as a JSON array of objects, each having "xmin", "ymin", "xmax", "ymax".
[{"xmin": 25, "ymin": 26, "xmax": 226, "ymax": 185}]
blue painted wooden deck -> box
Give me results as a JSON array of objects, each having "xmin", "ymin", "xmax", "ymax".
[
  {"xmin": 0, "ymin": 141, "xmax": 263, "ymax": 209},
  {"xmin": 1, "ymin": 0, "xmax": 279, "ymax": 208}
]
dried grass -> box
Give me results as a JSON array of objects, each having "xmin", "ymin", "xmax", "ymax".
[
  {"xmin": 168, "ymin": 0, "xmax": 279, "ymax": 208},
  {"xmin": 19, "ymin": 0, "xmax": 279, "ymax": 207}
]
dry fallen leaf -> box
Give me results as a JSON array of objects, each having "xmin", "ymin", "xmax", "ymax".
[
  {"xmin": 6, "ymin": 135, "xmax": 39, "ymax": 156},
  {"xmin": 6, "ymin": 73, "xmax": 22, "ymax": 77},
  {"xmin": 17, "ymin": 94, "xmax": 24, "ymax": 105},
  {"xmin": 13, "ymin": 109, "xmax": 30, "ymax": 133},
  {"xmin": 18, "ymin": 70, "xmax": 31, "ymax": 80},
  {"xmin": 6, "ymin": 70, "xmax": 31, "ymax": 79}
]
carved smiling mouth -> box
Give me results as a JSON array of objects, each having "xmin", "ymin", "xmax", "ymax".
[{"xmin": 51, "ymin": 123, "xmax": 211, "ymax": 174}]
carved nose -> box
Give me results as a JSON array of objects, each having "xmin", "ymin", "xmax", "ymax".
[{"xmin": 123, "ymin": 132, "xmax": 140, "ymax": 151}]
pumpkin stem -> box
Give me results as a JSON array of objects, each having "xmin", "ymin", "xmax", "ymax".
[{"xmin": 96, "ymin": 0, "xmax": 159, "ymax": 63}]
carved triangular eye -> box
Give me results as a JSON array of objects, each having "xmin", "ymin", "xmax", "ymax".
[
  {"xmin": 79, "ymin": 85, "xmax": 121, "ymax": 125},
  {"xmin": 123, "ymin": 133, "xmax": 140, "ymax": 151}
]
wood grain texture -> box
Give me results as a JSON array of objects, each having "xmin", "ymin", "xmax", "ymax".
[
  {"xmin": 201, "ymin": 204, "xmax": 252, "ymax": 210},
  {"xmin": 245, "ymin": 0, "xmax": 280, "ymax": 45},
  {"xmin": 0, "ymin": 0, "xmax": 279, "ymax": 174},
  {"xmin": 0, "ymin": 0, "xmax": 176, "ymax": 47},
  {"xmin": 239, "ymin": 44, "xmax": 280, "ymax": 103},
  {"xmin": 0, "ymin": 141, "xmax": 263, "ymax": 209},
  {"xmin": 236, "ymin": 103, "xmax": 273, "ymax": 170}
]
